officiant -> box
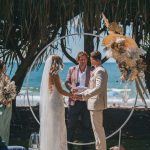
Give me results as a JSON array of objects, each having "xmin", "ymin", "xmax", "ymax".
[{"xmin": 65, "ymin": 51, "xmax": 92, "ymax": 150}]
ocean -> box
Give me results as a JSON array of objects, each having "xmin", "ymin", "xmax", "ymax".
[
  {"xmin": 7, "ymin": 62, "xmax": 149, "ymax": 106},
  {"xmin": 19, "ymin": 62, "xmax": 135, "ymax": 94},
  {"xmin": 8, "ymin": 62, "xmax": 142, "ymax": 107}
]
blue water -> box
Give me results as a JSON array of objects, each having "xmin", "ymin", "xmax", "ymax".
[
  {"xmin": 7, "ymin": 62, "xmax": 136, "ymax": 97},
  {"xmin": 25, "ymin": 62, "xmax": 121, "ymax": 89}
]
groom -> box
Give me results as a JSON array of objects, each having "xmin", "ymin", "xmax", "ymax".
[{"xmin": 74, "ymin": 51, "xmax": 108, "ymax": 150}]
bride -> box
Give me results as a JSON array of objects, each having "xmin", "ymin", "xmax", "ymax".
[{"xmin": 40, "ymin": 55, "xmax": 73, "ymax": 150}]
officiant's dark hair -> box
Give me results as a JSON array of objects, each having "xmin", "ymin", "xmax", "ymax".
[
  {"xmin": 0, "ymin": 60, "xmax": 5, "ymax": 70},
  {"xmin": 90, "ymin": 51, "xmax": 101, "ymax": 61}
]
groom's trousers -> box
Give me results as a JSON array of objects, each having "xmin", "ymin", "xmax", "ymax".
[
  {"xmin": 67, "ymin": 101, "xmax": 92, "ymax": 150},
  {"xmin": 90, "ymin": 110, "xmax": 106, "ymax": 150}
]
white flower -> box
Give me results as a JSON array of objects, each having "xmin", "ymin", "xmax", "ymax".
[{"xmin": 116, "ymin": 37, "xmax": 125, "ymax": 43}]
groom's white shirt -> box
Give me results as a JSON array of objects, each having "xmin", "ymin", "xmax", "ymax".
[{"xmin": 82, "ymin": 65, "xmax": 108, "ymax": 110}]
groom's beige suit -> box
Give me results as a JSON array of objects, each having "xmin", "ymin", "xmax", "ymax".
[{"xmin": 82, "ymin": 65, "xmax": 108, "ymax": 150}]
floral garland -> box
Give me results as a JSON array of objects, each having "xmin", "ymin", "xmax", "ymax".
[
  {"xmin": 103, "ymin": 36, "xmax": 148, "ymax": 107},
  {"xmin": 110, "ymin": 38, "xmax": 147, "ymax": 81},
  {"xmin": 102, "ymin": 14, "xmax": 149, "ymax": 107}
]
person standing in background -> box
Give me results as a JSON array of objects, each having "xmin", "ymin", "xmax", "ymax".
[
  {"xmin": 0, "ymin": 60, "xmax": 12, "ymax": 146},
  {"xmin": 65, "ymin": 51, "xmax": 92, "ymax": 150}
]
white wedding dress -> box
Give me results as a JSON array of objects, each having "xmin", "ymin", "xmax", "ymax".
[{"xmin": 40, "ymin": 56, "xmax": 68, "ymax": 150}]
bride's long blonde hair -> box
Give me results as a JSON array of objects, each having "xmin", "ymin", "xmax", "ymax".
[{"xmin": 49, "ymin": 55, "xmax": 63, "ymax": 75}]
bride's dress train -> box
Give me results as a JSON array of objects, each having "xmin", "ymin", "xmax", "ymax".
[{"xmin": 40, "ymin": 86, "xmax": 67, "ymax": 150}]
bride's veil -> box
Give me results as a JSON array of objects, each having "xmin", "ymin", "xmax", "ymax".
[
  {"xmin": 40, "ymin": 55, "xmax": 53, "ymax": 118},
  {"xmin": 39, "ymin": 55, "xmax": 53, "ymax": 148}
]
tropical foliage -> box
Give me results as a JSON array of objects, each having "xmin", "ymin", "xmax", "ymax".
[
  {"xmin": 0, "ymin": 0, "xmax": 150, "ymax": 102},
  {"xmin": 0, "ymin": 0, "xmax": 81, "ymax": 94}
]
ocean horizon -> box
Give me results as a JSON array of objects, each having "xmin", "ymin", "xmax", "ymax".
[
  {"xmin": 7, "ymin": 62, "xmax": 136, "ymax": 96},
  {"xmin": 6, "ymin": 62, "xmax": 145, "ymax": 107}
]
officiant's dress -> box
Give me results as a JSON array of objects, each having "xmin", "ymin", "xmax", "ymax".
[{"xmin": 40, "ymin": 85, "xmax": 67, "ymax": 150}]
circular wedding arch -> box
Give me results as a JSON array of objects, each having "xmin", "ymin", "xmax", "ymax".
[{"xmin": 25, "ymin": 32, "xmax": 138, "ymax": 144}]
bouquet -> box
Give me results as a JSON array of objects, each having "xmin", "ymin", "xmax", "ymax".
[{"xmin": 0, "ymin": 75, "xmax": 16, "ymax": 114}]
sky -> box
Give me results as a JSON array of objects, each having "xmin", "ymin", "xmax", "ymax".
[
  {"xmin": 55, "ymin": 16, "xmax": 133, "ymax": 63},
  {"xmin": 55, "ymin": 26, "xmax": 116, "ymax": 63}
]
